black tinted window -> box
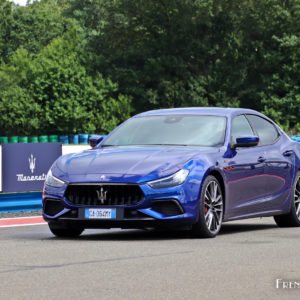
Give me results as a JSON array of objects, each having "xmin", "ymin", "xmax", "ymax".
[
  {"xmin": 231, "ymin": 115, "xmax": 254, "ymax": 144},
  {"xmin": 246, "ymin": 115, "xmax": 279, "ymax": 146}
]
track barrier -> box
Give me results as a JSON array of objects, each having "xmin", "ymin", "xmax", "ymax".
[{"xmin": 0, "ymin": 144, "xmax": 90, "ymax": 212}]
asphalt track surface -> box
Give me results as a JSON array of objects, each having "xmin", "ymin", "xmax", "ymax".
[{"xmin": 0, "ymin": 217, "xmax": 300, "ymax": 300}]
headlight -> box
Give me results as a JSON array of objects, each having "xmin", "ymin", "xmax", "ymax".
[
  {"xmin": 147, "ymin": 169, "xmax": 189, "ymax": 188},
  {"xmin": 45, "ymin": 169, "xmax": 65, "ymax": 188}
]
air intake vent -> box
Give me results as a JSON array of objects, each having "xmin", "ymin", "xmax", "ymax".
[
  {"xmin": 152, "ymin": 200, "xmax": 184, "ymax": 216},
  {"xmin": 44, "ymin": 199, "xmax": 64, "ymax": 216},
  {"xmin": 65, "ymin": 184, "xmax": 144, "ymax": 206}
]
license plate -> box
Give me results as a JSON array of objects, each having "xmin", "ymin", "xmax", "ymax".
[{"xmin": 85, "ymin": 208, "xmax": 116, "ymax": 219}]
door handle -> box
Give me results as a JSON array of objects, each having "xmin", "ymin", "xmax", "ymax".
[
  {"xmin": 283, "ymin": 150, "xmax": 293, "ymax": 157},
  {"xmin": 257, "ymin": 156, "xmax": 266, "ymax": 163}
]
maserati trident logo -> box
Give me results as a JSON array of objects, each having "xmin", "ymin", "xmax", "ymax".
[
  {"xmin": 96, "ymin": 187, "xmax": 108, "ymax": 204},
  {"xmin": 28, "ymin": 154, "xmax": 36, "ymax": 174}
]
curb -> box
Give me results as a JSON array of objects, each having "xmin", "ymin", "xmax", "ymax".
[{"xmin": 0, "ymin": 192, "xmax": 42, "ymax": 213}]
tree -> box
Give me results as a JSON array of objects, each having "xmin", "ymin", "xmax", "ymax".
[
  {"xmin": 1, "ymin": 0, "xmax": 300, "ymax": 134},
  {"xmin": 1, "ymin": 0, "xmax": 69, "ymax": 64},
  {"xmin": 0, "ymin": 0, "xmax": 14, "ymax": 63},
  {"xmin": 0, "ymin": 27, "xmax": 131, "ymax": 135}
]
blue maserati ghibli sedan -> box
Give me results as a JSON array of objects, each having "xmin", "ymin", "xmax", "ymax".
[{"xmin": 43, "ymin": 107, "xmax": 300, "ymax": 238}]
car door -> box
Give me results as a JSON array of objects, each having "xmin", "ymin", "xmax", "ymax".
[
  {"xmin": 224, "ymin": 115, "xmax": 267, "ymax": 219},
  {"xmin": 245, "ymin": 114, "xmax": 293, "ymax": 211}
]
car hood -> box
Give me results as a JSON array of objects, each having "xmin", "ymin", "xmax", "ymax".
[{"xmin": 54, "ymin": 146, "xmax": 218, "ymax": 183}]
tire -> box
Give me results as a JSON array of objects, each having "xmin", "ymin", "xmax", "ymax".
[
  {"xmin": 274, "ymin": 172, "xmax": 300, "ymax": 227},
  {"xmin": 48, "ymin": 222, "xmax": 84, "ymax": 237},
  {"xmin": 191, "ymin": 175, "xmax": 224, "ymax": 238}
]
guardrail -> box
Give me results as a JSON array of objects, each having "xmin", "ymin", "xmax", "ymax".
[{"xmin": 0, "ymin": 192, "xmax": 42, "ymax": 213}]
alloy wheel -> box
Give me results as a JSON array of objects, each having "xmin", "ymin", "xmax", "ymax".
[
  {"xmin": 204, "ymin": 180, "xmax": 223, "ymax": 234},
  {"xmin": 295, "ymin": 177, "xmax": 300, "ymax": 221}
]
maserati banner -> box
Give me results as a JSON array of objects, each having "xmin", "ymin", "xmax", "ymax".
[{"xmin": 2, "ymin": 143, "xmax": 62, "ymax": 193}]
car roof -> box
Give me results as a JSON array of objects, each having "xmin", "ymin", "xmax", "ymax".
[{"xmin": 135, "ymin": 107, "xmax": 260, "ymax": 118}]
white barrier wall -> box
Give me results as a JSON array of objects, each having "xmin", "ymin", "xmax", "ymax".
[
  {"xmin": 62, "ymin": 145, "xmax": 90, "ymax": 155},
  {"xmin": 0, "ymin": 144, "xmax": 91, "ymax": 192}
]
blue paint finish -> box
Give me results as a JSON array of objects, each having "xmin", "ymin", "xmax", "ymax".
[
  {"xmin": 42, "ymin": 108, "xmax": 300, "ymax": 229},
  {"xmin": 44, "ymin": 208, "xmax": 71, "ymax": 220},
  {"xmin": 138, "ymin": 208, "xmax": 195, "ymax": 221}
]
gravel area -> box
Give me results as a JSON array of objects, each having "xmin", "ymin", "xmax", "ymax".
[{"xmin": 0, "ymin": 210, "xmax": 42, "ymax": 219}]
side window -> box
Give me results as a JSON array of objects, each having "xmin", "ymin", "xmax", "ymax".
[
  {"xmin": 246, "ymin": 114, "xmax": 279, "ymax": 146},
  {"xmin": 231, "ymin": 115, "xmax": 254, "ymax": 144}
]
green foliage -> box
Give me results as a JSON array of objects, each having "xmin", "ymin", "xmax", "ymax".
[
  {"xmin": 261, "ymin": 31, "xmax": 300, "ymax": 131},
  {"xmin": 0, "ymin": 26, "xmax": 131, "ymax": 135},
  {"xmin": 1, "ymin": 0, "xmax": 69, "ymax": 64},
  {"xmin": 0, "ymin": 85, "xmax": 41, "ymax": 136},
  {"xmin": 0, "ymin": 0, "xmax": 13, "ymax": 62},
  {"xmin": 1, "ymin": 0, "xmax": 300, "ymax": 135},
  {"xmin": 67, "ymin": 0, "xmax": 300, "ymax": 124}
]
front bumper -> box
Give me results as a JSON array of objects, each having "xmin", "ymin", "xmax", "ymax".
[
  {"xmin": 44, "ymin": 208, "xmax": 192, "ymax": 230},
  {"xmin": 43, "ymin": 200, "xmax": 196, "ymax": 229},
  {"xmin": 42, "ymin": 180, "xmax": 201, "ymax": 229}
]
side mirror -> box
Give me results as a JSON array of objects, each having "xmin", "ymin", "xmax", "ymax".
[
  {"xmin": 232, "ymin": 135, "xmax": 259, "ymax": 149},
  {"xmin": 89, "ymin": 135, "xmax": 104, "ymax": 148}
]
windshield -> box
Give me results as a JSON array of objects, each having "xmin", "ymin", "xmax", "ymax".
[{"xmin": 102, "ymin": 115, "xmax": 226, "ymax": 147}]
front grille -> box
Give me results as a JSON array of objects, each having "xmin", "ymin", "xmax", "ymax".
[
  {"xmin": 152, "ymin": 200, "xmax": 184, "ymax": 216},
  {"xmin": 65, "ymin": 184, "xmax": 144, "ymax": 206},
  {"xmin": 44, "ymin": 199, "xmax": 64, "ymax": 216}
]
